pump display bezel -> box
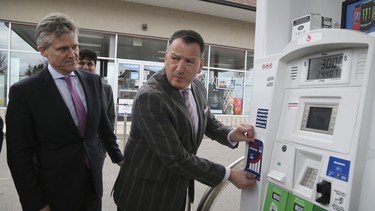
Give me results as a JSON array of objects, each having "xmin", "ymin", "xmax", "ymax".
[
  {"xmin": 301, "ymin": 103, "xmax": 338, "ymax": 135},
  {"xmin": 300, "ymin": 50, "xmax": 352, "ymax": 85}
]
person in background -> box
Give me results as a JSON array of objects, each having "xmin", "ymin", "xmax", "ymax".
[
  {"xmin": 78, "ymin": 48, "xmax": 115, "ymax": 128},
  {"xmin": 112, "ymin": 29, "xmax": 256, "ymax": 211},
  {"xmin": 6, "ymin": 12, "xmax": 123, "ymax": 211},
  {"xmin": 79, "ymin": 48, "xmax": 116, "ymax": 156}
]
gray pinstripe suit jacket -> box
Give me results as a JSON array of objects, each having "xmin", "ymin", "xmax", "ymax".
[{"xmin": 113, "ymin": 70, "xmax": 235, "ymax": 211}]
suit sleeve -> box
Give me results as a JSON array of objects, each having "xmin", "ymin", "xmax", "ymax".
[
  {"xmin": 6, "ymin": 84, "xmax": 48, "ymax": 210},
  {"xmin": 204, "ymin": 109, "xmax": 235, "ymax": 148},
  {"xmin": 104, "ymin": 84, "xmax": 115, "ymax": 128},
  {"xmin": 97, "ymin": 79, "xmax": 123, "ymax": 163}
]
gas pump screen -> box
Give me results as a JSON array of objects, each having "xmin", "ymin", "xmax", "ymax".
[
  {"xmin": 307, "ymin": 53, "xmax": 343, "ymax": 80},
  {"xmin": 306, "ymin": 107, "xmax": 332, "ymax": 131},
  {"xmin": 301, "ymin": 104, "xmax": 337, "ymax": 135}
]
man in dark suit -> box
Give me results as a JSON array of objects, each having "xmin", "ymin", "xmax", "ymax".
[
  {"xmin": 78, "ymin": 48, "xmax": 115, "ymax": 128},
  {"xmin": 113, "ymin": 30, "xmax": 256, "ymax": 211},
  {"xmin": 6, "ymin": 12, "xmax": 123, "ymax": 211},
  {"xmin": 78, "ymin": 48, "xmax": 116, "ymax": 156}
]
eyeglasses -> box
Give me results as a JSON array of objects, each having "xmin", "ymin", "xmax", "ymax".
[{"xmin": 78, "ymin": 61, "xmax": 96, "ymax": 67}]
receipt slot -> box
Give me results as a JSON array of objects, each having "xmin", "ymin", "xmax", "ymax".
[{"xmin": 241, "ymin": 29, "xmax": 375, "ymax": 211}]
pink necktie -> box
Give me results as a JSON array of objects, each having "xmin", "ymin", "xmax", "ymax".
[
  {"xmin": 63, "ymin": 76, "xmax": 86, "ymax": 136},
  {"xmin": 182, "ymin": 88, "xmax": 197, "ymax": 134}
]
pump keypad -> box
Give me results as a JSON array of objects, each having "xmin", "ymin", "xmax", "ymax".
[{"xmin": 300, "ymin": 167, "xmax": 318, "ymax": 189}]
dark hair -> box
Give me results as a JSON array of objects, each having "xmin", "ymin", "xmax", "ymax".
[
  {"xmin": 168, "ymin": 30, "xmax": 205, "ymax": 56},
  {"xmin": 79, "ymin": 48, "xmax": 97, "ymax": 63},
  {"xmin": 36, "ymin": 12, "xmax": 77, "ymax": 49}
]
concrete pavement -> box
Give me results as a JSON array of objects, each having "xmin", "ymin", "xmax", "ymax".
[{"xmin": 0, "ymin": 136, "xmax": 245, "ymax": 211}]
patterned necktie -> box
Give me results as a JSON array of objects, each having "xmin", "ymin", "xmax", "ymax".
[
  {"xmin": 182, "ymin": 88, "xmax": 197, "ymax": 135},
  {"xmin": 63, "ymin": 76, "xmax": 87, "ymax": 136}
]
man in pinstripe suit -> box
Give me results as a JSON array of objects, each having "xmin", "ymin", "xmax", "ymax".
[{"xmin": 113, "ymin": 30, "xmax": 256, "ymax": 211}]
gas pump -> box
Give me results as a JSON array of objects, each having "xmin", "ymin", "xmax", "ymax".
[{"xmin": 241, "ymin": 29, "xmax": 375, "ymax": 211}]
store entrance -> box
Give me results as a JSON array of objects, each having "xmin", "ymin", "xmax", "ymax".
[{"xmin": 116, "ymin": 59, "xmax": 163, "ymax": 121}]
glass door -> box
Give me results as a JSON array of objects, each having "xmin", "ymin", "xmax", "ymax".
[
  {"xmin": 117, "ymin": 62, "xmax": 140, "ymax": 121},
  {"xmin": 142, "ymin": 62, "xmax": 163, "ymax": 84},
  {"xmin": 116, "ymin": 60, "xmax": 163, "ymax": 121}
]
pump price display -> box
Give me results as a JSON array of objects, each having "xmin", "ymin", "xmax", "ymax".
[{"xmin": 307, "ymin": 53, "xmax": 343, "ymax": 80}]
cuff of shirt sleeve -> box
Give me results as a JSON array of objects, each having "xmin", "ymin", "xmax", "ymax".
[
  {"xmin": 222, "ymin": 166, "xmax": 230, "ymax": 182},
  {"xmin": 227, "ymin": 130, "xmax": 237, "ymax": 146}
]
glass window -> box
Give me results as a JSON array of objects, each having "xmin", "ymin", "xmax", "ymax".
[
  {"xmin": 117, "ymin": 36, "xmax": 167, "ymax": 62},
  {"xmin": 0, "ymin": 22, "xmax": 9, "ymax": 50},
  {"xmin": 143, "ymin": 64, "xmax": 163, "ymax": 82},
  {"xmin": 11, "ymin": 23, "xmax": 37, "ymax": 52},
  {"xmin": 210, "ymin": 46, "xmax": 245, "ymax": 70},
  {"xmin": 197, "ymin": 68, "xmax": 208, "ymax": 88},
  {"xmin": 204, "ymin": 45, "xmax": 209, "ymax": 67},
  {"xmin": 117, "ymin": 62, "xmax": 140, "ymax": 121},
  {"xmin": 246, "ymin": 50, "xmax": 254, "ymax": 70},
  {"xmin": 10, "ymin": 52, "xmax": 47, "ymax": 86},
  {"xmin": 118, "ymin": 63, "xmax": 140, "ymax": 91},
  {"xmin": 0, "ymin": 51, "xmax": 8, "ymax": 106},
  {"xmin": 208, "ymin": 69, "xmax": 244, "ymax": 115},
  {"xmin": 79, "ymin": 30, "xmax": 116, "ymax": 58},
  {"xmin": 97, "ymin": 59, "xmax": 115, "ymax": 85}
]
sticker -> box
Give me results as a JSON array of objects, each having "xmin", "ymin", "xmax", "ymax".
[
  {"xmin": 332, "ymin": 189, "xmax": 347, "ymax": 211},
  {"xmin": 326, "ymin": 156, "xmax": 350, "ymax": 182},
  {"xmin": 244, "ymin": 139, "xmax": 263, "ymax": 181},
  {"xmin": 288, "ymin": 102, "xmax": 299, "ymax": 109},
  {"xmin": 256, "ymin": 108, "xmax": 268, "ymax": 129}
]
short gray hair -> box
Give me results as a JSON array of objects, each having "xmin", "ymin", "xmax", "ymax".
[{"xmin": 36, "ymin": 12, "xmax": 78, "ymax": 49}]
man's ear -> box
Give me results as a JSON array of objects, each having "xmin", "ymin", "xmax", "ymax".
[{"xmin": 38, "ymin": 46, "xmax": 47, "ymax": 57}]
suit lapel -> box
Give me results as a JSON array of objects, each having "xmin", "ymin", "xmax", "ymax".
[
  {"xmin": 74, "ymin": 70, "xmax": 91, "ymax": 137},
  {"xmin": 191, "ymin": 82, "xmax": 204, "ymax": 145},
  {"xmin": 40, "ymin": 69, "xmax": 80, "ymax": 136},
  {"xmin": 159, "ymin": 72, "xmax": 199, "ymax": 147}
]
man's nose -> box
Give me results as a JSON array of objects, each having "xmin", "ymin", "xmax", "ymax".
[
  {"xmin": 176, "ymin": 60, "xmax": 186, "ymax": 71},
  {"xmin": 68, "ymin": 47, "xmax": 77, "ymax": 57}
]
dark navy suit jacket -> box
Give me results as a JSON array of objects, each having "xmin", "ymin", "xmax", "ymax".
[{"xmin": 6, "ymin": 68, "xmax": 123, "ymax": 211}]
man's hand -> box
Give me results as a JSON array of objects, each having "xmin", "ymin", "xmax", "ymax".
[
  {"xmin": 229, "ymin": 124, "xmax": 255, "ymax": 142},
  {"xmin": 40, "ymin": 205, "xmax": 51, "ymax": 211},
  {"xmin": 228, "ymin": 169, "xmax": 257, "ymax": 189}
]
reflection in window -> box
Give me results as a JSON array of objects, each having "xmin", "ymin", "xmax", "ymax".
[
  {"xmin": 117, "ymin": 36, "xmax": 167, "ymax": 62},
  {"xmin": 118, "ymin": 63, "xmax": 140, "ymax": 91},
  {"xmin": 246, "ymin": 50, "xmax": 254, "ymax": 70},
  {"xmin": 198, "ymin": 68, "xmax": 208, "ymax": 88},
  {"xmin": 97, "ymin": 59, "xmax": 115, "ymax": 86},
  {"xmin": 11, "ymin": 23, "xmax": 37, "ymax": 52},
  {"xmin": 204, "ymin": 45, "xmax": 209, "ymax": 66},
  {"xmin": 0, "ymin": 22, "xmax": 9, "ymax": 50},
  {"xmin": 0, "ymin": 51, "xmax": 8, "ymax": 106},
  {"xmin": 79, "ymin": 30, "xmax": 116, "ymax": 57},
  {"xmin": 208, "ymin": 69, "xmax": 244, "ymax": 115},
  {"xmin": 210, "ymin": 46, "xmax": 245, "ymax": 70},
  {"xmin": 143, "ymin": 65, "xmax": 163, "ymax": 81},
  {"xmin": 10, "ymin": 52, "xmax": 47, "ymax": 86}
]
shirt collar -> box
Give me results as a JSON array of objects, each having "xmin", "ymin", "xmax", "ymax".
[
  {"xmin": 48, "ymin": 64, "xmax": 76, "ymax": 80},
  {"xmin": 179, "ymin": 84, "xmax": 192, "ymax": 92}
]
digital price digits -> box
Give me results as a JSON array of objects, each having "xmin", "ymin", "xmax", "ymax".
[{"xmin": 308, "ymin": 54, "xmax": 343, "ymax": 80}]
